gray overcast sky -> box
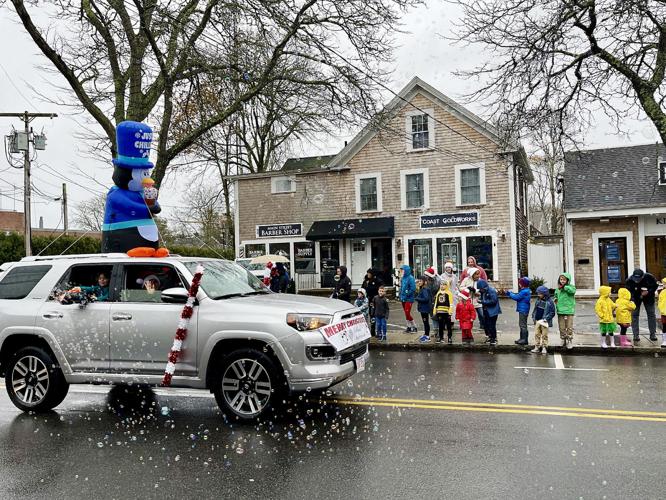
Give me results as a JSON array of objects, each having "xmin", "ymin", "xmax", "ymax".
[{"xmin": 0, "ymin": 0, "xmax": 661, "ymax": 229}]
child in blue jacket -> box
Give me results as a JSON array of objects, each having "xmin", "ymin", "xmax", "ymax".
[
  {"xmin": 506, "ymin": 277, "xmax": 531, "ymax": 346},
  {"xmin": 478, "ymin": 279, "xmax": 502, "ymax": 345},
  {"xmin": 415, "ymin": 276, "xmax": 433, "ymax": 342}
]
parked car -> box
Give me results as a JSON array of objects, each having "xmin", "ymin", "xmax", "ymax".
[
  {"xmin": 234, "ymin": 258, "xmax": 266, "ymax": 279},
  {"xmin": 0, "ymin": 254, "xmax": 370, "ymax": 421}
]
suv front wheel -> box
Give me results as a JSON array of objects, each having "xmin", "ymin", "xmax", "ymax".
[
  {"xmin": 5, "ymin": 346, "xmax": 70, "ymax": 412},
  {"xmin": 213, "ymin": 348, "xmax": 283, "ymax": 422}
]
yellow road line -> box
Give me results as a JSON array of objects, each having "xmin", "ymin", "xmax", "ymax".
[
  {"xmin": 329, "ymin": 396, "xmax": 666, "ymax": 419},
  {"xmin": 336, "ymin": 399, "xmax": 666, "ymax": 422}
]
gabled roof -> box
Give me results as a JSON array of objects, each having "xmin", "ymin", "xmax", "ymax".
[
  {"xmin": 281, "ymin": 155, "xmax": 336, "ymax": 172},
  {"xmin": 326, "ymin": 76, "xmax": 505, "ymax": 169},
  {"xmin": 564, "ymin": 143, "xmax": 666, "ymax": 212}
]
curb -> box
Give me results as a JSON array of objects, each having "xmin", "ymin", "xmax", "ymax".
[{"xmin": 368, "ymin": 341, "xmax": 666, "ymax": 357}]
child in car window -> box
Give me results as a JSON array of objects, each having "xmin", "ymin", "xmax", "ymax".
[
  {"xmin": 69, "ymin": 272, "xmax": 110, "ymax": 302},
  {"xmin": 142, "ymin": 275, "xmax": 161, "ymax": 294}
]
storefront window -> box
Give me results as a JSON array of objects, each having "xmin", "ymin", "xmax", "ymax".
[
  {"xmin": 646, "ymin": 236, "xmax": 666, "ymax": 280},
  {"xmin": 245, "ymin": 243, "xmax": 266, "ymax": 258},
  {"xmin": 319, "ymin": 241, "xmax": 340, "ymax": 287},
  {"xmin": 466, "ymin": 236, "xmax": 493, "ymax": 280},
  {"xmin": 409, "ymin": 238, "xmax": 433, "ymax": 278},
  {"xmin": 437, "ymin": 237, "xmax": 462, "ymax": 273},
  {"xmin": 269, "ymin": 242, "xmax": 290, "ymax": 259},
  {"xmin": 294, "ymin": 242, "xmax": 316, "ymax": 274}
]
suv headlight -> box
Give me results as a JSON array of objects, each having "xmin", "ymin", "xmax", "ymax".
[{"xmin": 286, "ymin": 313, "xmax": 333, "ymax": 331}]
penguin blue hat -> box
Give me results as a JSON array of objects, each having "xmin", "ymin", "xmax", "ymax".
[{"xmin": 112, "ymin": 121, "xmax": 154, "ymax": 169}]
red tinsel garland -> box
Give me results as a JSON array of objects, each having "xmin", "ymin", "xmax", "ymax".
[{"xmin": 161, "ymin": 265, "xmax": 204, "ymax": 387}]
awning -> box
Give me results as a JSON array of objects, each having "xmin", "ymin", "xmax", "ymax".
[{"xmin": 306, "ymin": 217, "xmax": 394, "ymax": 241}]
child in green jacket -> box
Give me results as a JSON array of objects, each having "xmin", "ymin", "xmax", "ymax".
[{"xmin": 555, "ymin": 272, "xmax": 576, "ymax": 349}]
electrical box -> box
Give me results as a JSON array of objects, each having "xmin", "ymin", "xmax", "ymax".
[
  {"xmin": 14, "ymin": 132, "xmax": 29, "ymax": 151},
  {"xmin": 7, "ymin": 135, "xmax": 19, "ymax": 153},
  {"xmin": 33, "ymin": 134, "xmax": 46, "ymax": 150}
]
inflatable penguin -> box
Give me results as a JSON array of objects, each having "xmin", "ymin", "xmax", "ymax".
[{"xmin": 101, "ymin": 121, "xmax": 168, "ymax": 257}]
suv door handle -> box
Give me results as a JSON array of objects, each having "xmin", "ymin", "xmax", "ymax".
[
  {"xmin": 112, "ymin": 313, "xmax": 132, "ymax": 321},
  {"xmin": 42, "ymin": 312, "xmax": 63, "ymax": 319}
]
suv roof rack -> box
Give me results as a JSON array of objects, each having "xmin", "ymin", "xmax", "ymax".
[{"xmin": 20, "ymin": 253, "xmax": 129, "ymax": 262}]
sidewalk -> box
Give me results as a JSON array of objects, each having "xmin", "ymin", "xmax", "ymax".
[{"xmin": 368, "ymin": 298, "xmax": 666, "ymax": 356}]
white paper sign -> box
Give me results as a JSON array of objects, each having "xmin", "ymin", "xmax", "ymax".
[{"xmin": 320, "ymin": 316, "xmax": 371, "ymax": 352}]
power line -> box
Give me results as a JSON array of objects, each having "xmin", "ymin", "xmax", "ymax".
[{"xmin": 0, "ymin": 61, "xmax": 33, "ymax": 109}]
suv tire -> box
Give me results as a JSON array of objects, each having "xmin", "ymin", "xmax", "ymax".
[
  {"xmin": 5, "ymin": 346, "xmax": 69, "ymax": 412},
  {"xmin": 213, "ymin": 348, "xmax": 284, "ymax": 422}
]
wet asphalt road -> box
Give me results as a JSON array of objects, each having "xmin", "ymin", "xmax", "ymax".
[{"xmin": 1, "ymin": 351, "xmax": 666, "ymax": 500}]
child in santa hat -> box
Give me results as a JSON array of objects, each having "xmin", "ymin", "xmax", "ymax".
[{"xmin": 456, "ymin": 289, "xmax": 477, "ymax": 344}]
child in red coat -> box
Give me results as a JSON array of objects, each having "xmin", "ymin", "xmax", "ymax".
[{"xmin": 456, "ymin": 289, "xmax": 477, "ymax": 344}]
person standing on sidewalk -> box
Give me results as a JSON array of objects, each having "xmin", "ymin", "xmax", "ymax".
[
  {"xmin": 400, "ymin": 265, "xmax": 417, "ymax": 333},
  {"xmin": 615, "ymin": 287, "xmax": 636, "ymax": 347},
  {"xmin": 531, "ymin": 285, "xmax": 554, "ymax": 355},
  {"xmin": 456, "ymin": 289, "xmax": 477, "ymax": 344},
  {"xmin": 477, "ymin": 279, "xmax": 501, "ymax": 345},
  {"xmin": 415, "ymin": 276, "xmax": 434, "ymax": 343},
  {"xmin": 424, "ymin": 266, "xmax": 441, "ymax": 332},
  {"xmin": 354, "ymin": 288, "xmax": 370, "ymax": 325},
  {"xmin": 658, "ymin": 278, "xmax": 666, "ymax": 347},
  {"xmin": 433, "ymin": 280, "xmax": 454, "ymax": 344},
  {"xmin": 362, "ymin": 268, "xmax": 383, "ymax": 337},
  {"xmin": 333, "ymin": 266, "xmax": 352, "ymax": 302},
  {"xmin": 625, "ymin": 268, "xmax": 658, "ymax": 342},
  {"xmin": 506, "ymin": 277, "xmax": 532, "ymax": 346},
  {"xmin": 555, "ymin": 272, "xmax": 576, "ymax": 349},
  {"xmin": 372, "ymin": 286, "xmax": 390, "ymax": 341},
  {"xmin": 440, "ymin": 262, "xmax": 458, "ymax": 321},
  {"xmin": 461, "ymin": 268, "xmax": 485, "ymax": 336},
  {"xmin": 595, "ymin": 286, "xmax": 617, "ymax": 348},
  {"xmin": 460, "ymin": 256, "xmax": 488, "ymax": 281}
]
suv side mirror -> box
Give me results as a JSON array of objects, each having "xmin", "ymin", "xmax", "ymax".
[{"xmin": 161, "ymin": 287, "xmax": 190, "ymax": 304}]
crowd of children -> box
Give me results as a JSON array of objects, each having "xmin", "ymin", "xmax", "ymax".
[{"xmin": 354, "ymin": 261, "xmax": 666, "ymax": 352}]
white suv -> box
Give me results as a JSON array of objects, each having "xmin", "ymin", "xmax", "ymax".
[{"xmin": 0, "ymin": 254, "xmax": 369, "ymax": 420}]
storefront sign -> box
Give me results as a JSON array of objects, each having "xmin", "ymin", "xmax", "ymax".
[
  {"xmin": 644, "ymin": 214, "xmax": 666, "ymax": 236},
  {"xmin": 420, "ymin": 212, "xmax": 479, "ymax": 229},
  {"xmin": 245, "ymin": 244, "xmax": 266, "ymax": 258},
  {"xmin": 256, "ymin": 223, "xmax": 302, "ymax": 238},
  {"xmin": 607, "ymin": 265, "xmax": 622, "ymax": 284},
  {"xmin": 319, "ymin": 316, "xmax": 371, "ymax": 352}
]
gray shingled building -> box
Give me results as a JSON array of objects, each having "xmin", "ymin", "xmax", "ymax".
[{"xmin": 563, "ymin": 143, "xmax": 666, "ymax": 293}]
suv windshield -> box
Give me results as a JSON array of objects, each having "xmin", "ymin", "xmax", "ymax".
[{"xmin": 184, "ymin": 260, "xmax": 269, "ymax": 299}]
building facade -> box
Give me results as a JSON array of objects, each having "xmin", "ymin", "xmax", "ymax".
[
  {"xmin": 564, "ymin": 143, "xmax": 666, "ymax": 294},
  {"xmin": 233, "ymin": 77, "xmax": 532, "ymax": 289}
]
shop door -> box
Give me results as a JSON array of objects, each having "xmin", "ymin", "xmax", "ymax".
[
  {"xmin": 599, "ymin": 237, "xmax": 627, "ymax": 292},
  {"xmin": 437, "ymin": 239, "xmax": 461, "ymax": 273},
  {"xmin": 319, "ymin": 240, "xmax": 340, "ymax": 287},
  {"xmin": 371, "ymin": 238, "xmax": 393, "ymax": 285},
  {"xmin": 646, "ymin": 236, "xmax": 666, "ymax": 279},
  {"xmin": 351, "ymin": 239, "xmax": 369, "ymax": 285},
  {"xmin": 409, "ymin": 239, "xmax": 432, "ymax": 278}
]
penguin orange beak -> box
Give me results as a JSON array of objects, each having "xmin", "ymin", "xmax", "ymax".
[{"xmin": 142, "ymin": 177, "xmax": 155, "ymax": 186}]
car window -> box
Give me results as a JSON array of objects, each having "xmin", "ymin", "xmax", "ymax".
[
  {"xmin": 0, "ymin": 265, "xmax": 52, "ymax": 299},
  {"xmin": 120, "ymin": 264, "xmax": 186, "ymax": 303},
  {"xmin": 183, "ymin": 260, "xmax": 267, "ymax": 299},
  {"xmin": 50, "ymin": 264, "xmax": 114, "ymax": 302}
]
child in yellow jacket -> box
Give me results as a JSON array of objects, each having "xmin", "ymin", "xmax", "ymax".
[
  {"xmin": 615, "ymin": 287, "xmax": 636, "ymax": 348},
  {"xmin": 658, "ymin": 278, "xmax": 666, "ymax": 347},
  {"xmin": 595, "ymin": 286, "xmax": 617, "ymax": 348}
]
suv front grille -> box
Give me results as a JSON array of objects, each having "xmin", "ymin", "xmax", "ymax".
[{"xmin": 339, "ymin": 343, "xmax": 368, "ymax": 365}]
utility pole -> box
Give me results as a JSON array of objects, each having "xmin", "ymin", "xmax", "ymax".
[
  {"xmin": 0, "ymin": 111, "xmax": 57, "ymax": 256},
  {"xmin": 62, "ymin": 183, "xmax": 68, "ymax": 235}
]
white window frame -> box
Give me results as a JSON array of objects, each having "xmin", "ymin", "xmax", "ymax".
[
  {"xmin": 455, "ymin": 163, "xmax": 486, "ymax": 206},
  {"xmin": 400, "ymin": 168, "xmax": 430, "ymax": 210},
  {"xmin": 271, "ymin": 176, "xmax": 296, "ymax": 194},
  {"xmin": 355, "ymin": 172, "xmax": 382, "ymax": 213},
  {"xmin": 405, "ymin": 109, "xmax": 436, "ymax": 152}
]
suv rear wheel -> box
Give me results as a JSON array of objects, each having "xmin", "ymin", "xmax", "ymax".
[
  {"xmin": 213, "ymin": 348, "xmax": 283, "ymax": 422},
  {"xmin": 5, "ymin": 346, "xmax": 69, "ymax": 412}
]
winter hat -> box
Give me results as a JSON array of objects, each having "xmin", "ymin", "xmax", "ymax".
[
  {"xmin": 444, "ymin": 262, "xmax": 454, "ymax": 270},
  {"xmin": 113, "ymin": 121, "xmax": 154, "ymax": 169},
  {"xmin": 266, "ymin": 261, "xmax": 274, "ymax": 269},
  {"xmin": 518, "ymin": 277, "xmax": 530, "ymax": 288},
  {"xmin": 459, "ymin": 289, "xmax": 470, "ymax": 300},
  {"xmin": 468, "ymin": 267, "xmax": 480, "ymax": 278},
  {"xmin": 358, "ymin": 288, "xmax": 367, "ymax": 297},
  {"xmin": 424, "ymin": 267, "xmax": 436, "ymax": 278},
  {"xmin": 536, "ymin": 285, "xmax": 550, "ymax": 297},
  {"xmin": 630, "ymin": 268, "xmax": 645, "ymax": 282}
]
